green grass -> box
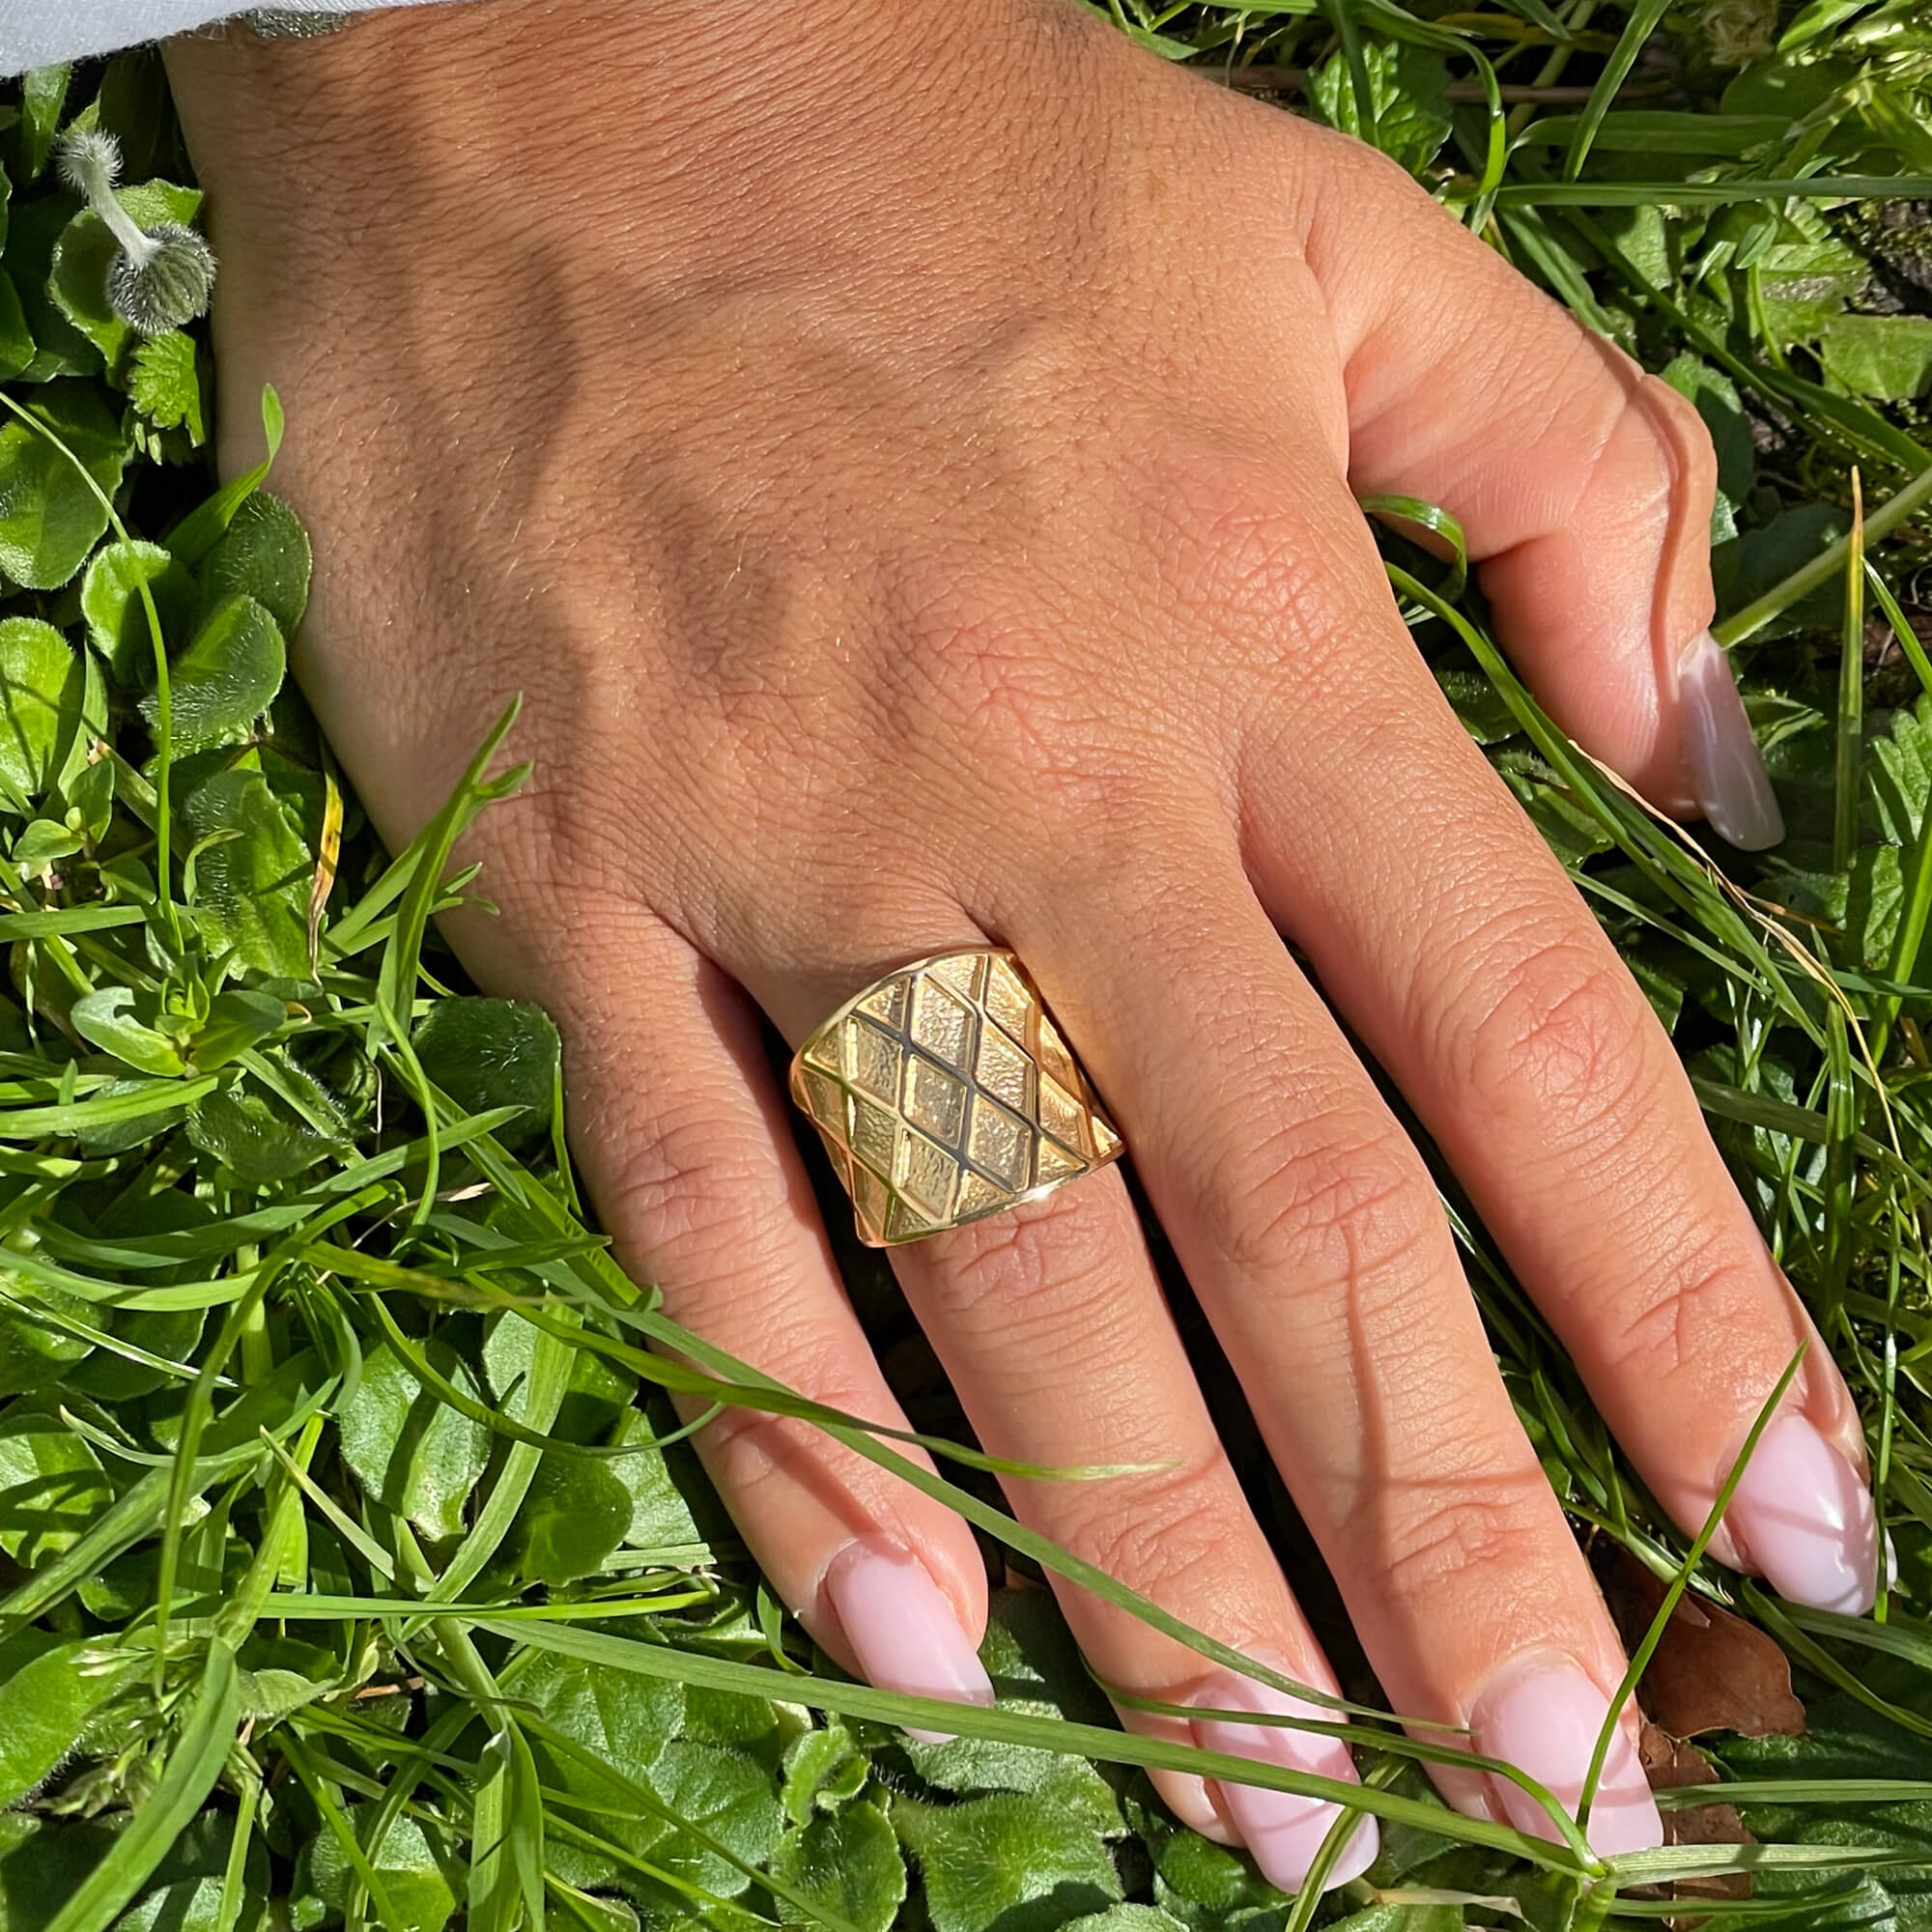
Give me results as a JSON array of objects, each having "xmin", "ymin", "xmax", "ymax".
[{"xmin": 0, "ymin": 9, "xmax": 1929, "ymax": 1931}]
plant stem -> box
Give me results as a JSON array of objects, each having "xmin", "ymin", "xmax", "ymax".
[
  {"xmin": 1833, "ymin": 471, "xmax": 1867, "ymax": 874},
  {"xmin": 1718, "ymin": 454, "xmax": 1932, "ymax": 648}
]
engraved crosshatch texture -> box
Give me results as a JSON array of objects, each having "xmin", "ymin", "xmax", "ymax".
[{"xmin": 789, "ymin": 948, "xmax": 1124, "ymax": 1246}]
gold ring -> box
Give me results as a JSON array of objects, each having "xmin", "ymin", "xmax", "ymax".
[{"xmin": 789, "ymin": 947, "xmax": 1124, "ymax": 1247}]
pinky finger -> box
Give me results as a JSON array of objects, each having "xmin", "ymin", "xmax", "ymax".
[{"xmin": 508, "ymin": 905, "xmax": 994, "ymax": 1728}]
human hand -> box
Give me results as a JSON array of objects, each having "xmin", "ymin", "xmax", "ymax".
[{"xmin": 164, "ymin": 0, "xmax": 1874, "ymax": 1890}]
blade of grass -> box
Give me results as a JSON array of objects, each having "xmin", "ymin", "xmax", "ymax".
[
  {"xmin": 1719, "ymin": 454, "xmax": 1932, "ymax": 648},
  {"xmin": 1832, "ymin": 471, "xmax": 1868, "ymax": 873},
  {"xmin": 1559, "ymin": 0, "xmax": 1667, "ymax": 177},
  {"xmin": 1577, "ymin": 1348, "xmax": 1807, "ymax": 1830}
]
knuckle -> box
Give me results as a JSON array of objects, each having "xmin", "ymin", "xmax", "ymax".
[
  {"xmin": 919, "ymin": 1183, "xmax": 1123, "ymax": 1328},
  {"xmin": 1568, "ymin": 365, "xmax": 1718, "ymax": 543},
  {"xmin": 1634, "ymin": 371, "xmax": 1719, "ymax": 499},
  {"xmin": 472, "ymin": 774, "xmax": 644, "ymax": 917},
  {"xmin": 1149, "ymin": 449, "xmax": 1353, "ymax": 652},
  {"xmin": 1196, "ymin": 1108, "xmax": 1446, "ymax": 1296},
  {"xmin": 1373, "ymin": 1471, "xmax": 1557, "ymax": 1605},
  {"xmin": 600, "ymin": 1093, "xmax": 800, "ymax": 1287},
  {"xmin": 1004, "ymin": 817, "xmax": 1228, "ymax": 964},
  {"xmin": 1053, "ymin": 1448, "xmax": 1249, "ymax": 1606},
  {"xmin": 1592, "ymin": 1236, "xmax": 1768, "ymax": 1384},
  {"xmin": 1448, "ymin": 927, "xmax": 1657, "ymax": 1139},
  {"xmin": 1313, "ymin": 116, "xmax": 1437, "ymax": 200},
  {"xmin": 699, "ymin": 1353, "xmax": 882, "ymax": 1502}
]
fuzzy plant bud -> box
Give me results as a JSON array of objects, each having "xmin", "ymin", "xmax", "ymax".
[
  {"xmin": 54, "ymin": 126, "xmax": 217, "ymax": 336},
  {"xmin": 1698, "ymin": 0, "xmax": 1776, "ymax": 65},
  {"xmin": 104, "ymin": 224, "xmax": 218, "ymax": 334},
  {"xmin": 55, "ymin": 128, "xmax": 123, "ymax": 201}
]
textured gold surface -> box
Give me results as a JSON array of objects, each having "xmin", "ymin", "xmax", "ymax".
[{"xmin": 790, "ymin": 948, "xmax": 1124, "ymax": 1246}]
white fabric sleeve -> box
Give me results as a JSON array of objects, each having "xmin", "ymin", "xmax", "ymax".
[{"xmin": 3, "ymin": 0, "xmax": 465, "ymax": 77}]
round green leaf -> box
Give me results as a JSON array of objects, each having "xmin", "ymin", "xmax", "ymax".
[
  {"xmin": 639, "ymin": 1740, "xmax": 784, "ymax": 1902},
  {"xmin": 179, "ymin": 768, "xmax": 312, "ymax": 980},
  {"xmin": 80, "ymin": 537, "xmax": 195, "ymax": 685},
  {"xmin": 521, "ymin": 1644, "xmax": 685, "ymax": 1769},
  {"xmin": 1819, "ymin": 314, "xmax": 1932, "ymax": 402},
  {"xmin": 11, "ymin": 816, "xmax": 80, "ymax": 869},
  {"xmin": 517, "ymin": 1645, "xmax": 687, "ymax": 1889},
  {"xmin": 118, "ymin": 1875, "xmax": 266, "ymax": 1932},
  {"xmin": 682, "ymin": 1681, "xmax": 781, "ymax": 1747},
  {"xmin": 0, "ymin": 1293, "xmax": 94, "ymax": 1398},
  {"xmin": 0, "ymin": 617, "xmax": 85, "ymax": 803},
  {"xmin": 1147, "ymin": 1816, "xmax": 1285, "ymax": 1917},
  {"xmin": 197, "ymin": 493, "xmax": 309, "ymax": 638},
  {"xmin": 334, "ymin": 1334, "xmax": 490, "ymax": 1541},
  {"xmin": 0, "ymin": 380, "xmax": 129, "ymax": 589},
  {"xmin": 514, "ymin": 1450, "xmax": 632, "ymax": 1586},
  {"xmin": 483, "ymin": 1310, "xmax": 635, "ymax": 1441},
  {"xmin": 894, "ymin": 1793, "xmax": 1122, "ymax": 1932},
  {"xmin": 63, "ymin": 1303, "xmax": 205, "ymax": 1402},
  {"xmin": 291, "ymin": 1813, "xmax": 455, "ymax": 1932},
  {"xmin": 0, "ymin": 1632, "xmax": 133, "ymax": 1806},
  {"xmin": 0, "ymin": 1397, "xmax": 112, "ymax": 1567},
  {"xmin": 412, "ymin": 998, "xmax": 559, "ymax": 1145},
  {"xmin": 69, "ymin": 986, "xmax": 185, "ymax": 1076},
  {"xmin": 607, "ymin": 1406, "xmax": 710, "ymax": 1556},
  {"xmin": 185, "ymin": 1088, "xmax": 340, "ymax": 1183},
  {"xmin": 143, "ymin": 592, "xmax": 285, "ymax": 754},
  {"xmin": 773, "ymin": 1803, "xmax": 906, "ymax": 1932}
]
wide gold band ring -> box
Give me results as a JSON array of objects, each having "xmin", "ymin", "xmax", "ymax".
[{"xmin": 788, "ymin": 947, "xmax": 1124, "ymax": 1247}]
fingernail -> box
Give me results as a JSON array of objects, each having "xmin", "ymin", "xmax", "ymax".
[
  {"xmin": 1471, "ymin": 1656, "xmax": 1662, "ymax": 1858},
  {"xmin": 823, "ymin": 1543, "xmax": 994, "ymax": 1743},
  {"xmin": 1680, "ymin": 631, "xmax": 1784, "ymax": 849},
  {"xmin": 1189, "ymin": 1669, "xmax": 1378, "ymax": 1894},
  {"xmin": 1722, "ymin": 1412, "xmax": 1878, "ymax": 1614}
]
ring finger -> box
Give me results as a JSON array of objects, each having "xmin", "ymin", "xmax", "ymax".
[{"xmin": 756, "ymin": 935, "xmax": 1382, "ymax": 1891}]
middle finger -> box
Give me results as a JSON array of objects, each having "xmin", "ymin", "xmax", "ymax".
[
  {"xmin": 989, "ymin": 817, "xmax": 1663, "ymax": 1851},
  {"xmin": 767, "ymin": 934, "xmax": 1381, "ymax": 1891}
]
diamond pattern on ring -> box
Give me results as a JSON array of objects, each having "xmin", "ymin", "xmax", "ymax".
[{"xmin": 790, "ymin": 948, "xmax": 1124, "ymax": 1245}]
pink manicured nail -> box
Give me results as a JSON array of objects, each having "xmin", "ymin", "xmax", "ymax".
[
  {"xmin": 1471, "ymin": 1657, "xmax": 1662, "ymax": 1857},
  {"xmin": 1189, "ymin": 1670, "xmax": 1378, "ymax": 1894},
  {"xmin": 823, "ymin": 1543, "xmax": 993, "ymax": 1743},
  {"xmin": 1723, "ymin": 1413, "xmax": 1878, "ymax": 1614},
  {"xmin": 1680, "ymin": 631, "xmax": 1784, "ymax": 850}
]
